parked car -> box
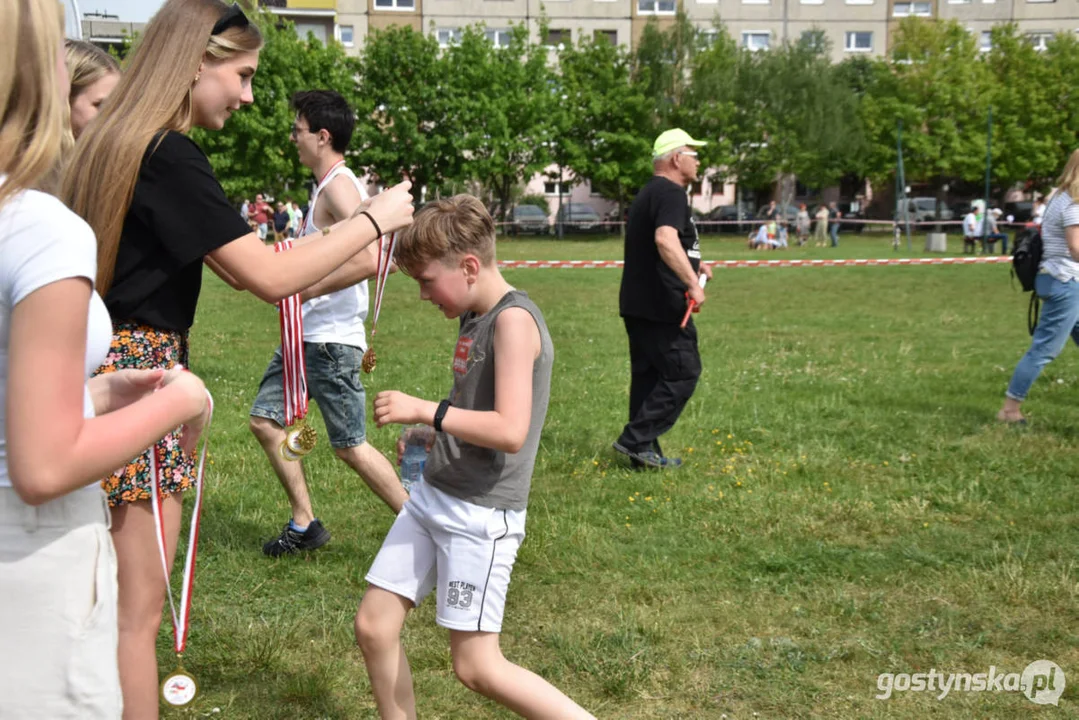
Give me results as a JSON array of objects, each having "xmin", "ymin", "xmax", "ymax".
[
  {"xmin": 702, "ymin": 205, "xmax": 752, "ymax": 234},
  {"xmin": 837, "ymin": 200, "xmax": 866, "ymax": 233},
  {"xmin": 1004, "ymin": 201, "xmax": 1034, "ymax": 223},
  {"xmin": 896, "ymin": 197, "xmax": 954, "ymax": 224},
  {"xmin": 507, "ymin": 204, "xmax": 550, "ymax": 236},
  {"xmin": 555, "ymin": 203, "xmax": 604, "ymax": 234},
  {"xmin": 756, "ymin": 203, "xmax": 802, "ymax": 224}
]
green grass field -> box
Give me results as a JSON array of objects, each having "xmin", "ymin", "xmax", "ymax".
[{"xmin": 169, "ymin": 233, "xmax": 1077, "ymax": 718}]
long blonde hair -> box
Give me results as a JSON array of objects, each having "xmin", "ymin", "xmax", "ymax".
[
  {"xmin": 61, "ymin": 0, "xmax": 262, "ymax": 293},
  {"xmin": 0, "ymin": 0, "xmax": 66, "ymax": 210},
  {"xmin": 61, "ymin": 40, "xmax": 120, "ymax": 151},
  {"xmin": 1057, "ymin": 149, "xmax": 1079, "ymax": 203}
]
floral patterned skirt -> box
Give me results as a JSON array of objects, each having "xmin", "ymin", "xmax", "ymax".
[{"xmin": 95, "ymin": 322, "xmax": 196, "ymax": 508}]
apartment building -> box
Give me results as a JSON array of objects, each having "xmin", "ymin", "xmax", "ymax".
[{"xmin": 256, "ymin": 0, "xmax": 1078, "ymax": 63}]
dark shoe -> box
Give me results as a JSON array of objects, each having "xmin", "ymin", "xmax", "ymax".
[
  {"xmin": 612, "ymin": 442, "xmax": 682, "ymax": 469},
  {"xmin": 263, "ymin": 519, "xmax": 331, "ymax": 557}
]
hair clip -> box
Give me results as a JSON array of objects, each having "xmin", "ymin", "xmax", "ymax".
[{"xmin": 211, "ymin": 2, "xmax": 249, "ymax": 36}]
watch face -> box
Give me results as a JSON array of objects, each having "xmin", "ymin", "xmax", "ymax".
[{"xmin": 161, "ymin": 672, "xmax": 198, "ymax": 706}]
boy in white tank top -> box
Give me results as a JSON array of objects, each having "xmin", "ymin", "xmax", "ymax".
[{"xmin": 250, "ymin": 91, "xmax": 407, "ymax": 556}]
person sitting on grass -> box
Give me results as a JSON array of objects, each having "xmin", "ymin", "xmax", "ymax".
[{"xmin": 354, "ymin": 195, "xmax": 594, "ymax": 720}]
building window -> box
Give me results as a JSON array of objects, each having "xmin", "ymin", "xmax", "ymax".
[
  {"xmin": 437, "ymin": 27, "xmax": 461, "ymax": 47},
  {"xmin": 893, "ymin": 1, "xmax": 931, "ymax": 15},
  {"xmin": 979, "ymin": 30, "xmax": 991, "ymax": 51},
  {"xmin": 339, "ymin": 25, "xmax": 354, "ymax": 46},
  {"xmin": 948, "ymin": 0, "xmax": 971, "ymax": 3},
  {"xmin": 295, "ymin": 22, "xmax": 328, "ymax": 43},
  {"xmin": 844, "ymin": 31, "xmax": 873, "ymax": 52},
  {"xmin": 544, "ymin": 28, "xmax": 570, "ymax": 47},
  {"xmin": 1026, "ymin": 0, "xmax": 1055, "ymax": 3},
  {"xmin": 701, "ymin": 28, "xmax": 720, "ymax": 44},
  {"xmin": 742, "ymin": 0, "xmax": 770, "ymax": 5},
  {"xmin": 846, "ymin": 0, "xmax": 873, "ymax": 5},
  {"xmin": 742, "ymin": 31, "xmax": 770, "ymax": 51},
  {"xmin": 374, "ymin": 0, "xmax": 415, "ymax": 10},
  {"xmin": 485, "ymin": 28, "xmax": 512, "ymax": 48},
  {"xmin": 1028, "ymin": 31, "xmax": 1053, "ymax": 50},
  {"xmin": 800, "ymin": 0, "xmax": 824, "ymax": 5},
  {"xmin": 594, "ymin": 29, "xmax": 617, "ymax": 44},
  {"xmin": 638, "ymin": 0, "xmax": 676, "ymax": 14},
  {"xmin": 544, "ymin": 181, "xmax": 563, "ymax": 196}
]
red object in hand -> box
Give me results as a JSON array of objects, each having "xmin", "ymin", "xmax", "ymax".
[{"xmin": 680, "ymin": 274, "xmax": 709, "ymax": 329}]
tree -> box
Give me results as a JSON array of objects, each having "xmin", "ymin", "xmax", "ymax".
[
  {"xmin": 444, "ymin": 25, "xmax": 556, "ymax": 220},
  {"xmin": 983, "ymin": 24, "xmax": 1057, "ymax": 191},
  {"xmin": 192, "ymin": 9, "xmax": 359, "ymax": 200},
  {"xmin": 556, "ymin": 34, "xmax": 655, "ymax": 221},
  {"xmin": 1043, "ymin": 31, "xmax": 1079, "ymax": 186},
  {"xmin": 860, "ymin": 18, "xmax": 991, "ymax": 204},
  {"xmin": 353, "ymin": 26, "xmax": 464, "ymax": 199}
]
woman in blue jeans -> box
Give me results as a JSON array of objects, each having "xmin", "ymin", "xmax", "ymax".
[{"xmin": 998, "ymin": 150, "xmax": 1079, "ymax": 424}]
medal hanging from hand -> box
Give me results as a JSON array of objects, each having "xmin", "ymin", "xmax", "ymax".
[
  {"xmin": 276, "ymin": 239, "xmax": 317, "ymax": 460},
  {"xmin": 361, "ymin": 230, "xmax": 397, "ymax": 374},
  {"xmin": 151, "ymin": 391, "xmax": 213, "ymax": 708}
]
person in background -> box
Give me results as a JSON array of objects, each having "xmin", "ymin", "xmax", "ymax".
[
  {"xmin": 1, "ymin": 1, "xmax": 208, "ymax": 716},
  {"xmin": 612, "ymin": 129, "xmax": 713, "ymax": 469},
  {"xmin": 795, "ymin": 203, "xmax": 810, "ymax": 246},
  {"xmin": 64, "ymin": 39, "xmax": 120, "ymax": 141},
  {"xmin": 814, "ymin": 204, "xmax": 829, "ymax": 247},
  {"xmin": 997, "ymin": 153, "xmax": 1079, "ymax": 425},
  {"xmin": 60, "ymin": 2, "xmax": 414, "ymax": 717},
  {"xmin": 827, "ymin": 201, "xmax": 841, "ymax": 247}
]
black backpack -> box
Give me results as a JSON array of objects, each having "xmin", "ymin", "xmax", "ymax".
[{"xmin": 1011, "ymin": 225, "xmax": 1043, "ymax": 334}]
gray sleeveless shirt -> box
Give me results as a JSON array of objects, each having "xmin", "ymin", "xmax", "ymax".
[{"xmin": 424, "ymin": 290, "xmax": 553, "ymax": 511}]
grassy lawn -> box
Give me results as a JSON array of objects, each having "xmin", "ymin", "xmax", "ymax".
[{"xmin": 171, "ymin": 235, "xmax": 1076, "ymax": 718}]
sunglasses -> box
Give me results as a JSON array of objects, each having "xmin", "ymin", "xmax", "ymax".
[
  {"xmin": 212, "ymin": 3, "xmax": 249, "ymax": 36},
  {"xmin": 679, "ymin": 150, "xmax": 699, "ymax": 158}
]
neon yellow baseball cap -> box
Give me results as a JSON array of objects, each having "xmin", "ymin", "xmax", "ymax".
[{"xmin": 653, "ymin": 128, "xmax": 707, "ymax": 158}]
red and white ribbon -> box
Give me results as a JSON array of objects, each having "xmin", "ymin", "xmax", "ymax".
[
  {"xmin": 370, "ymin": 231, "xmax": 397, "ymax": 337},
  {"xmin": 496, "ymin": 256, "xmax": 1010, "ymax": 270},
  {"xmin": 150, "ymin": 389, "xmax": 213, "ymax": 656},
  {"xmin": 275, "ymin": 240, "xmax": 308, "ymax": 426}
]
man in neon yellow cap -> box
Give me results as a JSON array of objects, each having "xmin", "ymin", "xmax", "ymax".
[{"xmin": 613, "ymin": 128, "xmax": 714, "ymax": 469}]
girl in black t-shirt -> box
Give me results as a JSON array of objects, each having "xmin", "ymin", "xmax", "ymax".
[{"xmin": 60, "ymin": 2, "xmax": 414, "ymax": 717}]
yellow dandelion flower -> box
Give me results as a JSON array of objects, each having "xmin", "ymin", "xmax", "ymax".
[
  {"xmin": 883, "ymin": 461, "xmax": 889, "ymax": 467},
  {"xmin": 628, "ymin": 497, "xmax": 636, "ymax": 502},
  {"xmin": 645, "ymin": 496, "xmax": 653, "ymax": 501}
]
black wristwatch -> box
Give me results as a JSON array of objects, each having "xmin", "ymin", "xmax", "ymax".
[{"xmin": 433, "ymin": 399, "xmax": 451, "ymax": 432}]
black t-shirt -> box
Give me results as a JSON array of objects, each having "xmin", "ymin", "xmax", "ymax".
[
  {"xmin": 619, "ymin": 176, "xmax": 701, "ymax": 323},
  {"xmin": 105, "ymin": 131, "xmax": 251, "ymax": 332}
]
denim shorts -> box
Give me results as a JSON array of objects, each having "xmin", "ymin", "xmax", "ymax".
[{"xmin": 250, "ymin": 342, "xmax": 367, "ymax": 448}]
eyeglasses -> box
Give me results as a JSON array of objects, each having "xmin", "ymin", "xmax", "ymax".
[
  {"xmin": 679, "ymin": 151, "xmax": 699, "ymax": 158},
  {"xmin": 290, "ymin": 125, "xmax": 311, "ymax": 139},
  {"xmin": 212, "ymin": 3, "xmax": 249, "ymax": 36}
]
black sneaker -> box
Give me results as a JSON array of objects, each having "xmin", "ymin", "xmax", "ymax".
[
  {"xmin": 612, "ymin": 442, "xmax": 682, "ymax": 469},
  {"xmin": 262, "ymin": 519, "xmax": 331, "ymax": 557}
]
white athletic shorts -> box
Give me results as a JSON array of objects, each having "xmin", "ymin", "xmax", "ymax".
[
  {"xmin": 365, "ymin": 479, "xmax": 526, "ymax": 633},
  {"xmin": 0, "ymin": 486, "xmax": 121, "ymax": 719}
]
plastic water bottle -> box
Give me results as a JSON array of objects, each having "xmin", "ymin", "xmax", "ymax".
[{"xmin": 399, "ymin": 426, "xmax": 428, "ymax": 492}]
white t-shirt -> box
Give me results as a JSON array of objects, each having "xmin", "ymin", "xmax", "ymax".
[
  {"xmin": 0, "ymin": 187, "xmax": 112, "ymax": 489},
  {"xmin": 300, "ymin": 164, "xmax": 370, "ymax": 349}
]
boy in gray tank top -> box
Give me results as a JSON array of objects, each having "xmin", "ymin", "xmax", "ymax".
[{"xmin": 355, "ymin": 195, "xmax": 593, "ymax": 718}]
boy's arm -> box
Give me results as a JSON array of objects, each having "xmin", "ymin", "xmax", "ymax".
[
  {"xmin": 299, "ymin": 177, "xmax": 381, "ymax": 301},
  {"xmin": 373, "ymin": 308, "xmax": 541, "ymax": 454}
]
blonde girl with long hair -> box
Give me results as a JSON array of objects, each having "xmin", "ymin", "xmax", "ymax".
[
  {"xmin": 998, "ymin": 150, "xmax": 1079, "ymax": 424},
  {"xmin": 0, "ymin": 1, "xmax": 209, "ymax": 716},
  {"xmin": 65, "ymin": 39, "xmax": 120, "ymax": 140},
  {"xmin": 60, "ymin": 1, "xmax": 414, "ymax": 716}
]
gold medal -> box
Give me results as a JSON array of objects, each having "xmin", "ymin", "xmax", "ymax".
[
  {"xmin": 161, "ymin": 664, "xmax": 198, "ymax": 707},
  {"xmin": 361, "ymin": 347, "xmax": 377, "ymax": 374},
  {"xmin": 279, "ymin": 421, "xmax": 317, "ymax": 461}
]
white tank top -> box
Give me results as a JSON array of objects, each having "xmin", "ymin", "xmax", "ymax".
[{"xmin": 300, "ymin": 163, "xmax": 369, "ymax": 349}]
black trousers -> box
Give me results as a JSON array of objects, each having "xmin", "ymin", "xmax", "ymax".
[{"xmin": 617, "ymin": 316, "xmax": 701, "ymax": 452}]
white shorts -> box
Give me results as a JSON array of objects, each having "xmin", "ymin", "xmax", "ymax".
[
  {"xmin": 365, "ymin": 480, "xmax": 526, "ymax": 633},
  {"xmin": 0, "ymin": 487, "xmax": 121, "ymax": 719}
]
